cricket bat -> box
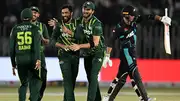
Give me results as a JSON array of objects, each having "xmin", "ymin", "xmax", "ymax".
[{"xmin": 164, "ymin": 8, "xmax": 171, "ymax": 54}]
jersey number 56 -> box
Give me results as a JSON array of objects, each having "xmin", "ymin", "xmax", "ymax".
[{"xmin": 17, "ymin": 31, "xmax": 32, "ymax": 45}]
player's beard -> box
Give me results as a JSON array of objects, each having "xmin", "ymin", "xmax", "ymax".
[
  {"xmin": 83, "ymin": 12, "xmax": 92, "ymax": 19},
  {"xmin": 32, "ymin": 16, "xmax": 37, "ymax": 22},
  {"xmin": 62, "ymin": 16, "xmax": 71, "ymax": 23}
]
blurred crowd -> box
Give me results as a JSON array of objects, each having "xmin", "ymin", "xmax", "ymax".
[{"xmin": 0, "ymin": 0, "xmax": 180, "ymax": 59}]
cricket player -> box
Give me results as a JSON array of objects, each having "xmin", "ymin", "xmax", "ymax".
[
  {"xmin": 102, "ymin": 5, "xmax": 171, "ymax": 101},
  {"xmin": 30, "ymin": 6, "xmax": 49, "ymax": 101},
  {"xmin": 49, "ymin": 4, "xmax": 79, "ymax": 101},
  {"xmin": 9, "ymin": 8, "xmax": 42, "ymax": 101},
  {"xmin": 69, "ymin": 1, "xmax": 105, "ymax": 101}
]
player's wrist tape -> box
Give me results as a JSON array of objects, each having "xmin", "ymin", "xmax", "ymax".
[{"xmin": 89, "ymin": 41, "xmax": 95, "ymax": 48}]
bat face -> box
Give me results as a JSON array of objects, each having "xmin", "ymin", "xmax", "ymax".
[
  {"xmin": 164, "ymin": 23, "xmax": 171, "ymax": 54},
  {"xmin": 164, "ymin": 8, "xmax": 171, "ymax": 55}
]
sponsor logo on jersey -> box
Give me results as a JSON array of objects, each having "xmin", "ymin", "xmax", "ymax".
[{"xmin": 126, "ymin": 31, "xmax": 134, "ymax": 38}]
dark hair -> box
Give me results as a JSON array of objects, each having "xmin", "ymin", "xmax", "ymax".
[{"xmin": 61, "ymin": 4, "xmax": 73, "ymax": 12}]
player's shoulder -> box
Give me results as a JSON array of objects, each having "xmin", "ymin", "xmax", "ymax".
[
  {"xmin": 112, "ymin": 23, "xmax": 122, "ymax": 33},
  {"xmin": 11, "ymin": 24, "xmax": 18, "ymax": 30},
  {"xmin": 38, "ymin": 21, "xmax": 47, "ymax": 27},
  {"xmin": 31, "ymin": 24, "xmax": 41, "ymax": 32},
  {"xmin": 92, "ymin": 16, "xmax": 102, "ymax": 24},
  {"xmin": 75, "ymin": 16, "xmax": 83, "ymax": 23},
  {"xmin": 71, "ymin": 18, "xmax": 77, "ymax": 23},
  {"xmin": 114, "ymin": 23, "xmax": 122, "ymax": 29},
  {"xmin": 76, "ymin": 16, "xmax": 82, "ymax": 21}
]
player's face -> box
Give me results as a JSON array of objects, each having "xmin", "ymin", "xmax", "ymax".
[
  {"xmin": 61, "ymin": 8, "xmax": 72, "ymax": 23},
  {"xmin": 124, "ymin": 15, "xmax": 135, "ymax": 25},
  {"xmin": 129, "ymin": 15, "xmax": 135, "ymax": 22},
  {"xmin": 82, "ymin": 8, "xmax": 94, "ymax": 18},
  {"xmin": 32, "ymin": 10, "xmax": 40, "ymax": 21}
]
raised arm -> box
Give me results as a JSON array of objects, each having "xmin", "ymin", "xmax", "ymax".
[
  {"xmin": 135, "ymin": 14, "xmax": 171, "ymax": 25},
  {"xmin": 42, "ymin": 23, "xmax": 50, "ymax": 44}
]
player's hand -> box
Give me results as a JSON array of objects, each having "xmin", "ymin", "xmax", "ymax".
[
  {"xmin": 48, "ymin": 18, "xmax": 58, "ymax": 28},
  {"xmin": 62, "ymin": 25, "xmax": 72, "ymax": 35},
  {"xmin": 69, "ymin": 43, "xmax": 80, "ymax": 51},
  {"xmin": 161, "ymin": 16, "xmax": 171, "ymax": 26},
  {"xmin": 102, "ymin": 54, "xmax": 112, "ymax": 68},
  {"xmin": 63, "ymin": 45, "xmax": 70, "ymax": 51},
  {"xmin": 12, "ymin": 67, "xmax": 16, "ymax": 76},
  {"xmin": 35, "ymin": 60, "xmax": 41, "ymax": 70},
  {"xmin": 42, "ymin": 38, "xmax": 49, "ymax": 45}
]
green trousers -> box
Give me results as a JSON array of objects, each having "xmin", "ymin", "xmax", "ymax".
[
  {"xmin": 38, "ymin": 52, "xmax": 47, "ymax": 101},
  {"xmin": 58, "ymin": 51, "xmax": 79, "ymax": 101},
  {"xmin": 16, "ymin": 58, "xmax": 42, "ymax": 101},
  {"xmin": 84, "ymin": 51, "xmax": 104, "ymax": 101}
]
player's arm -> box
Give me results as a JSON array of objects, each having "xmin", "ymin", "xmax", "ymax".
[
  {"xmin": 42, "ymin": 23, "xmax": 49, "ymax": 45},
  {"xmin": 50, "ymin": 26, "xmax": 68, "ymax": 49},
  {"xmin": 103, "ymin": 26, "xmax": 121, "ymax": 68},
  {"xmin": 9, "ymin": 27, "xmax": 16, "ymax": 67},
  {"xmin": 32, "ymin": 27, "xmax": 42, "ymax": 62},
  {"xmin": 72, "ymin": 22, "xmax": 103, "ymax": 50},
  {"xmin": 106, "ymin": 25, "xmax": 122, "ymax": 53},
  {"xmin": 136, "ymin": 14, "xmax": 171, "ymax": 25}
]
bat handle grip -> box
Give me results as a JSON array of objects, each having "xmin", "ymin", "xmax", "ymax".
[{"xmin": 165, "ymin": 8, "xmax": 168, "ymax": 17}]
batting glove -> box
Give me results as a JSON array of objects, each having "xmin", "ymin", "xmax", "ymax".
[
  {"xmin": 102, "ymin": 54, "xmax": 112, "ymax": 68},
  {"xmin": 161, "ymin": 16, "xmax": 171, "ymax": 26}
]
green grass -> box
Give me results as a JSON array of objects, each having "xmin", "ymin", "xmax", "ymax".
[{"xmin": 0, "ymin": 87, "xmax": 180, "ymax": 101}]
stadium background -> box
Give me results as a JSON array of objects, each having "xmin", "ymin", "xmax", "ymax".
[{"xmin": 0, "ymin": 0, "xmax": 180, "ymax": 101}]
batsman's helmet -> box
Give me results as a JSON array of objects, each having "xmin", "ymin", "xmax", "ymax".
[
  {"xmin": 121, "ymin": 5, "xmax": 137, "ymax": 16},
  {"xmin": 21, "ymin": 8, "xmax": 33, "ymax": 21}
]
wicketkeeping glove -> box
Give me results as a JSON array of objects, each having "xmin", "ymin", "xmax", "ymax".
[
  {"xmin": 161, "ymin": 16, "xmax": 171, "ymax": 26},
  {"xmin": 102, "ymin": 54, "xmax": 112, "ymax": 68}
]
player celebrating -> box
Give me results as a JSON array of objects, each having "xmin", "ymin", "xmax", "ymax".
[
  {"xmin": 9, "ymin": 8, "xmax": 42, "ymax": 101},
  {"xmin": 49, "ymin": 4, "xmax": 79, "ymax": 101},
  {"xmin": 69, "ymin": 1, "xmax": 105, "ymax": 101},
  {"xmin": 102, "ymin": 5, "xmax": 171, "ymax": 101},
  {"xmin": 30, "ymin": 6, "xmax": 49, "ymax": 101}
]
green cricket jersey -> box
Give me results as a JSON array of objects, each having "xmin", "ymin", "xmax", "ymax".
[
  {"xmin": 51, "ymin": 19, "xmax": 77, "ymax": 55},
  {"xmin": 76, "ymin": 15, "xmax": 105, "ymax": 55},
  {"xmin": 9, "ymin": 21, "xmax": 41, "ymax": 67},
  {"xmin": 33, "ymin": 21, "xmax": 49, "ymax": 52}
]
